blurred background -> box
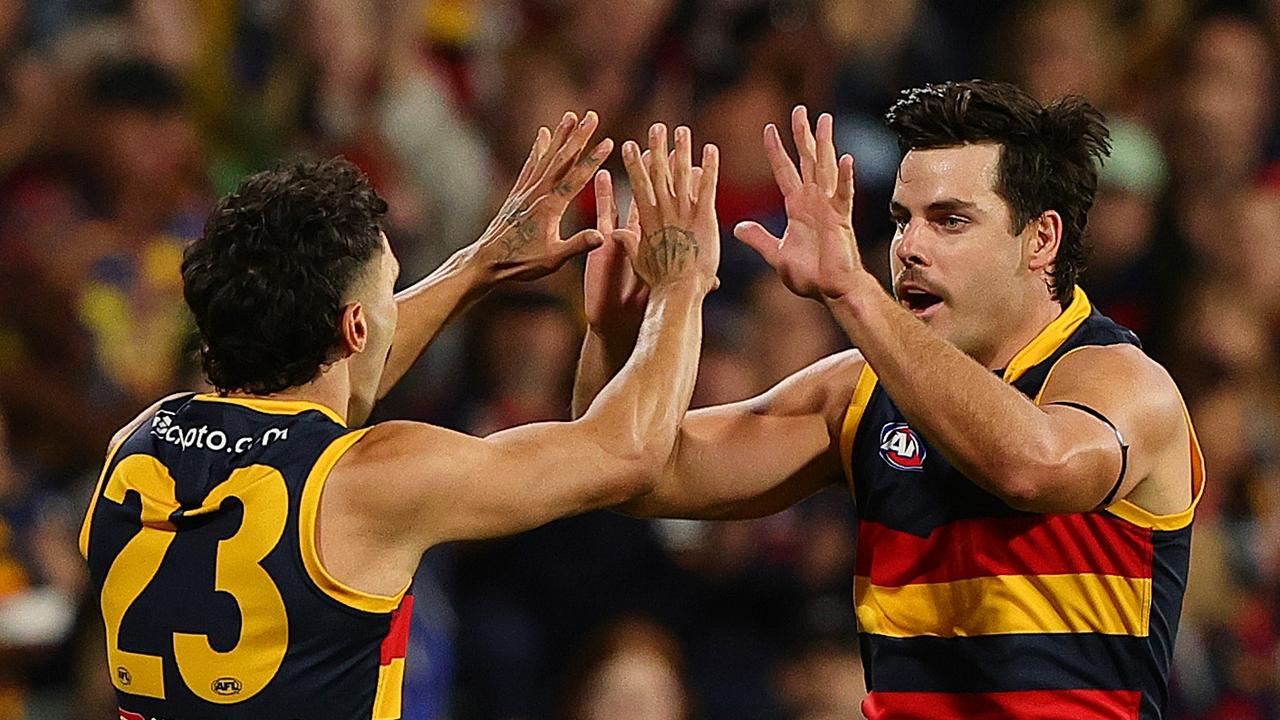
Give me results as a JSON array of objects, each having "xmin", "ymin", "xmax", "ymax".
[{"xmin": 0, "ymin": 0, "xmax": 1277, "ymax": 718}]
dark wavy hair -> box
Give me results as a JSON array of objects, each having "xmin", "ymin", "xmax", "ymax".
[
  {"xmin": 182, "ymin": 157, "xmax": 388, "ymax": 394},
  {"xmin": 885, "ymin": 80, "xmax": 1110, "ymax": 307}
]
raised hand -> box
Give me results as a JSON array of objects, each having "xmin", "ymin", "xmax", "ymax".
[
  {"xmin": 616, "ymin": 124, "xmax": 720, "ymax": 292},
  {"xmin": 734, "ymin": 106, "xmax": 860, "ymax": 300},
  {"xmin": 584, "ymin": 169, "xmax": 648, "ymax": 339},
  {"xmin": 476, "ymin": 111, "xmax": 614, "ymax": 281}
]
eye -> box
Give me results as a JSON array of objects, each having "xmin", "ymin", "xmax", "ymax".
[
  {"xmin": 893, "ymin": 217, "xmax": 909, "ymax": 231},
  {"xmin": 942, "ymin": 215, "xmax": 969, "ymax": 230}
]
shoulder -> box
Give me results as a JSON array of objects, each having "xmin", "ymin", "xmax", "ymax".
[
  {"xmin": 329, "ymin": 420, "xmax": 488, "ymax": 504},
  {"xmin": 108, "ymin": 392, "xmax": 193, "ymax": 453},
  {"xmin": 1039, "ymin": 344, "xmax": 1187, "ymax": 447}
]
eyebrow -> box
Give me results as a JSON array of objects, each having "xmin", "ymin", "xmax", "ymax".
[{"xmin": 889, "ymin": 198, "xmax": 979, "ymax": 216}]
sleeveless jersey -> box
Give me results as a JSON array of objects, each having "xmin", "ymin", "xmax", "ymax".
[
  {"xmin": 841, "ymin": 289, "xmax": 1204, "ymax": 720},
  {"xmin": 80, "ymin": 394, "xmax": 413, "ymax": 720}
]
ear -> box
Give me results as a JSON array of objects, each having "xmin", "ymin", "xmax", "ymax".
[
  {"xmin": 1026, "ymin": 210, "xmax": 1063, "ymax": 274},
  {"xmin": 337, "ymin": 302, "xmax": 369, "ymax": 357}
]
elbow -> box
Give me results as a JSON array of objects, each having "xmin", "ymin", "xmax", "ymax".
[
  {"xmin": 596, "ymin": 436, "xmax": 668, "ymax": 504},
  {"xmin": 989, "ymin": 439, "xmax": 1070, "ymax": 512}
]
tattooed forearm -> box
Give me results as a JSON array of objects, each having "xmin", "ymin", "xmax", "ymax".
[{"xmin": 638, "ymin": 226, "xmax": 699, "ymax": 282}]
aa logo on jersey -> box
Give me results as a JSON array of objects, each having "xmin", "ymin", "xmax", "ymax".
[{"xmin": 879, "ymin": 423, "xmax": 926, "ymax": 471}]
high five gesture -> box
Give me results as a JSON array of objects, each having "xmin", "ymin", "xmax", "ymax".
[{"xmin": 735, "ymin": 106, "xmax": 861, "ymax": 301}]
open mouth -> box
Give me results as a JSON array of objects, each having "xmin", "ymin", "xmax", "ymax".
[{"xmin": 900, "ymin": 289, "xmax": 943, "ymax": 316}]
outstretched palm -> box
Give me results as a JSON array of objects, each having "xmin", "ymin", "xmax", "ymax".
[
  {"xmin": 735, "ymin": 106, "xmax": 861, "ymax": 301},
  {"xmin": 477, "ymin": 111, "xmax": 614, "ymax": 281}
]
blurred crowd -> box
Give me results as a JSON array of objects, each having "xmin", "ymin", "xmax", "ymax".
[{"xmin": 0, "ymin": 0, "xmax": 1278, "ymax": 718}]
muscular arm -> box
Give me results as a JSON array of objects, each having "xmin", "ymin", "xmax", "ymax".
[
  {"xmin": 344, "ymin": 278, "xmax": 711, "ymax": 553},
  {"xmin": 577, "ymin": 333, "xmax": 859, "ymax": 520},
  {"xmin": 828, "ymin": 278, "xmax": 1193, "ymax": 514},
  {"xmin": 341, "ymin": 124, "xmax": 726, "ymax": 555},
  {"xmin": 619, "ymin": 350, "xmax": 862, "ymax": 519},
  {"xmin": 738, "ymin": 107, "xmax": 1194, "ymax": 516}
]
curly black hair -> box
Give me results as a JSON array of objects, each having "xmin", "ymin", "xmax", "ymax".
[
  {"xmin": 182, "ymin": 157, "xmax": 388, "ymax": 395},
  {"xmin": 885, "ymin": 80, "xmax": 1110, "ymax": 308}
]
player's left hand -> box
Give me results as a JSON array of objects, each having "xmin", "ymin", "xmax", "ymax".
[
  {"xmin": 735, "ymin": 106, "xmax": 862, "ymax": 301},
  {"xmin": 475, "ymin": 110, "xmax": 614, "ymax": 281}
]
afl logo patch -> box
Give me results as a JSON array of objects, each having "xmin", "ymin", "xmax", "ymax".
[
  {"xmin": 879, "ymin": 423, "xmax": 926, "ymax": 471},
  {"xmin": 212, "ymin": 677, "xmax": 243, "ymax": 696}
]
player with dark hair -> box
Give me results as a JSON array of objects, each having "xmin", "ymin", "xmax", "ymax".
[
  {"xmin": 81, "ymin": 114, "xmax": 722, "ymax": 719},
  {"xmin": 578, "ymin": 80, "xmax": 1202, "ymax": 718}
]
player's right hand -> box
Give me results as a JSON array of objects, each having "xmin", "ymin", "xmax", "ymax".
[{"xmin": 616, "ymin": 123, "xmax": 721, "ymax": 293}]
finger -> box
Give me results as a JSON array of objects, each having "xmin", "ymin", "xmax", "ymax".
[
  {"xmin": 621, "ymin": 139, "xmax": 660, "ymax": 232},
  {"xmin": 539, "ymin": 110, "xmax": 598, "ymax": 191},
  {"xmin": 552, "ymin": 137, "xmax": 613, "ymax": 202},
  {"xmin": 835, "ymin": 153, "xmax": 856, "ymax": 217},
  {"xmin": 690, "ymin": 166, "xmax": 704, "ymax": 204},
  {"xmin": 792, "ymin": 105, "xmax": 817, "ymax": 184},
  {"xmin": 733, "ymin": 221, "xmax": 781, "ymax": 266},
  {"xmin": 648, "ymin": 123, "xmax": 675, "ymax": 219},
  {"xmin": 815, "ymin": 113, "xmax": 837, "ymax": 193},
  {"xmin": 595, "ymin": 169, "xmax": 616, "ymax": 235},
  {"xmin": 529, "ymin": 112, "xmax": 577, "ymax": 188},
  {"xmin": 514, "ymin": 126, "xmax": 552, "ymax": 191},
  {"xmin": 672, "ymin": 126, "xmax": 693, "ymax": 213},
  {"xmin": 764, "ymin": 123, "xmax": 802, "ymax": 195},
  {"xmin": 560, "ymin": 228, "xmax": 605, "ymax": 258},
  {"xmin": 695, "ymin": 143, "xmax": 719, "ymax": 221}
]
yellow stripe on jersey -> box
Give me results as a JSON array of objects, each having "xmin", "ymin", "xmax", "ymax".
[
  {"xmin": 298, "ymin": 429, "xmax": 409, "ymax": 614},
  {"xmin": 193, "ymin": 393, "xmax": 347, "ymax": 427},
  {"xmin": 840, "ymin": 363, "xmax": 879, "ymax": 490},
  {"xmin": 1106, "ymin": 399, "xmax": 1206, "ymax": 531},
  {"xmin": 855, "ymin": 572, "xmax": 1152, "ymax": 638},
  {"xmin": 1002, "ymin": 287, "xmax": 1092, "ymax": 384},
  {"xmin": 372, "ymin": 657, "xmax": 406, "ymax": 720},
  {"xmin": 80, "ymin": 440, "xmax": 128, "ymax": 559}
]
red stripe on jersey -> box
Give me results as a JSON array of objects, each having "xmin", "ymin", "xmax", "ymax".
[
  {"xmin": 863, "ymin": 689, "xmax": 1142, "ymax": 719},
  {"xmin": 857, "ymin": 513, "xmax": 1153, "ymax": 586},
  {"xmin": 379, "ymin": 594, "xmax": 414, "ymax": 665}
]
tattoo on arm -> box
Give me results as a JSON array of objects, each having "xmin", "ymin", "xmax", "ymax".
[{"xmin": 638, "ymin": 226, "xmax": 698, "ymax": 281}]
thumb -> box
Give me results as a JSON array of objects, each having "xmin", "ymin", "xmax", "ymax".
[
  {"xmin": 612, "ymin": 228, "xmax": 641, "ymax": 264},
  {"xmin": 564, "ymin": 228, "xmax": 605, "ymax": 256},
  {"xmin": 734, "ymin": 221, "xmax": 781, "ymax": 266}
]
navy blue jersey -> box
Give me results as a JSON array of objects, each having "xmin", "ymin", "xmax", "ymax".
[
  {"xmin": 81, "ymin": 394, "xmax": 412, "ymax": 720},
  {"xmin": 841, "ymin": 289, "xmax": 1204, "ymax": 719}
]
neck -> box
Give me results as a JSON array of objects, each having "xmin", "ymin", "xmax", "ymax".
[
  {"xmin": 224, "ymin": 366, "xmax": 351, "ymax": 425},
  {"xmin": 975, "ymin": 291, "xmax": 1066, "ymax": 372}
]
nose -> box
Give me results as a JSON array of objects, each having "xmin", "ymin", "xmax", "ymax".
[{"xmin": 894, "ymin": 219, "xmax": 930, "ymax": 268}]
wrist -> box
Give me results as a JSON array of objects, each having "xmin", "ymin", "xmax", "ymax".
[
  {"xmin": 453, "ymin": 242, "xmax": 503, "ymax": 289},
  {"xmin": 823, "ymin": 270, "xmax": 885, "ymax": 317},
  {"xmin": 650, "ymin": 274, "xmax": 716, "ymax": 299}
]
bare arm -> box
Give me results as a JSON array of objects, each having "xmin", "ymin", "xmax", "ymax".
[
  {"xmin": 620, "ymin": 350, "xmax": 861, "ymax": 520},
  {"xmin": 342, "ymin": 123, "xmax": 724, "ymax": 550},
  {"xmin": 356, "ymin": 277, "xmax": 711, "ymax": 547},
  {"xmin": 828, "ymin": 286, "xmax": 1191, "ymax": 513},
  {"xmin": 377, "ymin": 111, "xmax": 614, "ymax": 399},
  {"xmin": 739, "ymin": 106, "xmax": 1193, "ymax": 514}
]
